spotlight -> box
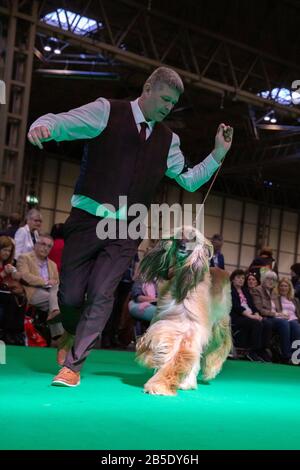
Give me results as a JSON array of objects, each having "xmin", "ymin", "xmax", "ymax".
[
  {"xmin": 54, "ymin": 48, "xmax": 61, "ymax": 55},
  {"xmin": 270, "ymin": 117, "xmax": 277, "ymax": 123},
  {"xmin": 44, "ymin": 45, "xmax": 51, "ymax": 52},
  {"xmin": 263, "ymin": 115, "xmax": 271, "ymax": 121}
]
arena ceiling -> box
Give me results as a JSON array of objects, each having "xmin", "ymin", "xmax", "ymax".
[{"xmin": 2, "ymin": 0, "xmax": 300, "ymax": 208}]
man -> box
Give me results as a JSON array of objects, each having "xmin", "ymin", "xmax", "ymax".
[
  {"xmin": 27, "ymin": 67, "xmax": 233, "ymax": 387},
  {"xmin": 210, "ymin": 233, "xmax": 225, "ymax": 270},
  {"xmin": 14, "ymin": 209, "xmax": 42, "ymax": 259},
  {"xmin": 17, "ymin": 234, "xmax": 63, "ymax": 338}
]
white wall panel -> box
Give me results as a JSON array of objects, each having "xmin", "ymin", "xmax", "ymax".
[
  {"xmin": 224, "ymin": 198, "xmax": 242, "ymax": 221},
  {"xmin": 223, "ymin": 219, "xmax": 241, "ymax": 243},
  {"xmin": 204, "ymin": 195, "xmax": 222, "ymax": 216},
  {"xmin": 242, "ymin": 223, "xmax": 256, "ymax": 245},
  {"xmin": 245, "ymin": 203, "xmax": 258, "ymax": 224},
  {"xmin": 40, "ymin": 182, "xmax": 55, "ymax": 209}
]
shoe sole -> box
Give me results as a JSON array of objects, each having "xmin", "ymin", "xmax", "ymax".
[{"xmin": 52, "ymin": 379, "xmax": 80, "ymax": 387}]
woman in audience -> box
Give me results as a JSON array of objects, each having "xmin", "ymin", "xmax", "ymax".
[
  {"xmin": 14, "ymin": 209, "xmax": 42, "ymax": 259},
  {"xmin": 230, "ymin": 269, "xmax": 272, "ymax": 361},
  {"xmin": 245, "ymin": 271, "xmax": 260, "ymax": 293},
  {"xmin": 0, "ymin": 236, "xmax": 25, "ymax": 344},
  {"xmin": 252, "ymin": 270, "xmax": 291, "ymax": 363},
  {"xmin": 275, "ymin": 278, "xmax": 300, "ymax": 360},
  {"xmin": 128, "ymin": 279, "xmax": 158, "ymax": 322}
]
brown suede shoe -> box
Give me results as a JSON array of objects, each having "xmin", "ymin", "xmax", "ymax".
[
  {"xmin": 57, "ymin": 331, "xmax": 74, "ymax": 366},
  {"xmin": 52, "ymin": 366, "xmax": 80, "ymax": 387}
]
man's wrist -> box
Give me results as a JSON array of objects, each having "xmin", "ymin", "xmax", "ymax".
[{"xmin": 212, "ymin": 148, "xmax": 226, "ymax": 164}]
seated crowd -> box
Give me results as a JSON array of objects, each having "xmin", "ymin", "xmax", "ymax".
[
  {"xmin": 0, "ymin": 209, "xmax": 65, "ymax": 346},
  {"xmin": 1, "ymin": 212, "xmax": 300, "ymax": 367}
]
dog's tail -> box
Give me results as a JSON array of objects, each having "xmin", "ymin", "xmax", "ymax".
[{"xmin": 201, "ymin": 316, "xmax": 232, "ymax": 382}]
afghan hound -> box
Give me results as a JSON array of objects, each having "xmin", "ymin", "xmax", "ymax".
[{"xmin": 136, "ymin": 227, "xmax": 232, "ymax": 396}]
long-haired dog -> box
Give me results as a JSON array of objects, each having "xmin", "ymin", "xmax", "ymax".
[{"xmin": 136, "ymin": 227, "xmax": 232, "ymax": 396}]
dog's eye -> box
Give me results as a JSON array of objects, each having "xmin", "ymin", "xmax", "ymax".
[{"xmin": 178, "ymin": 241, "xmax": 186, "ymax": 252}]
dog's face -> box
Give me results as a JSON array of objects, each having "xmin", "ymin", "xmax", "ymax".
[{"xmin": 139, "ymin": 227, "xmax": 213, "ymax": 302}]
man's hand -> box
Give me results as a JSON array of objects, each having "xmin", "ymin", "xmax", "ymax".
[
  {"xmin": 212, "ymin": 123, "xmax": 234, "ymax": 163},
  {"xmin": 27, "ymin": 125, "xmax": 51, "ymax": 149},
  {"xmin": 47, "ymin": 279, "xmax": 58, "ymax": 286}
]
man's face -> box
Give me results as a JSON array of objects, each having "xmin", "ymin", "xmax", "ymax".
[
  {"xmin": 34, "ymin": 237, "xmax": 53, "ymax": 259},
  {"xmin": 212, "ymin": 239, "xmax": 223, "ymax": 251},
  {"xmin": 141, "ymin": 83, "xmax": 180, "ymax": 122}
]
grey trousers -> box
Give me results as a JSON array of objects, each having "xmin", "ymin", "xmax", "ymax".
[
  {"xmin": 30, "ymin": 285, "xmax": 59, "ymax": 313},
  {"xmin": 30, "ymin": 285, "xmax": 64, "ymax": 337}
]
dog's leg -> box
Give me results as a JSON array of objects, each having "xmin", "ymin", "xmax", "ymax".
[
  {"xmin": 178, "ymin": 326, "xmax": 210, "ymax": 390},
  {"xmin": 201, "ymin": 316, "xmax": 232, "ymax": 382},
  {"xmin": 144, "ymin": 333, "xmax": 199, "ymax": 396},
  {"xmin": 178, "ymin": 361, "xmax": 199, "ymax": 390}
]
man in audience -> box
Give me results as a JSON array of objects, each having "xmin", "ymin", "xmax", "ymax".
[
  {"xmin": 210, "ymin": 234, "xmax": 225, "ymax": 269},
  {"xmin": 17, "ymin": 233, "xmax": 63, "ymax": 337}
]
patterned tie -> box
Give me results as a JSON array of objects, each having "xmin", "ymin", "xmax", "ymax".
[{"xmin": 139, "ymin": 122, "xmax": 148, "ymax": 142}]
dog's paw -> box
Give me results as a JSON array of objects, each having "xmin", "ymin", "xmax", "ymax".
[
  {"xmin": 144, "ymin": 380, "xmax": 176, "ymax": 396},
  {"xmin": 202, "ymin": 368, "xmax": 218, "ymax": 382},
  {"xmin": 178, "ymin": 379, "xmax": 198, "ymax": 390}
]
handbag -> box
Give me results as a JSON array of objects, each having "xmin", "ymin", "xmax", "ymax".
[{"xmin": 24, "ymin": 316, "xmax": 47, "ymax": 347}]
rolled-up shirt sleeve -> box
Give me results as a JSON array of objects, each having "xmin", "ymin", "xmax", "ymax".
[
  {"xmin": 165, "ymin": 132, "xmax": 220, "ymax": 192},
  {"xmin": 29, "ymin": 97, "xmax": 110, "ymax": 141}
]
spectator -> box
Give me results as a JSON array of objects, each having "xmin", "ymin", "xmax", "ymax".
[
  {"xmin": 249, "ymin": 246, "xmax": 278, "ymax": 276},
  {"xmin": 17, "ymin": 233, "xmax": 63, "ymax": 339},
  {"xmin": 129, "ymin": 279, "xmax": 158, "ymax": 322},
  {"xmin": 230, "ymin": 269, "xmax": 272, "ymax": 361},
  {"xmin": 290, "ymin": 263, "xmax": 300, "ymax": 301},
  {"xmin": 252, "ymin": 270, "xmax": 291, "ymax": 363},
  {"xmin": 245, "ymin": 271, "xmax": 260, "ymax": 292},
  {"xmin": 0, "ymin": 236, "xmax": 26, "ymax": 345},
  {"xmin": 0, "ymin": 212, "xmax": 21, "ymax": 238},
  {"xmin": 14, "ymin": 209, "xmax": 42, "ymax": 259},
  {"xmin": 209, "ymin": 234, "xmax": 225, "ymax": 269},
  {"xmin": 49, "ymin": 223, "xmax": 65, "ymax": 273},
  {"xmin": 275, "ymin": 278, "xmax": 300, "ymax": 360}
]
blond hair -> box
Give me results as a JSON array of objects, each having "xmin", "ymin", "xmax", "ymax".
[
  {"xmin": 145, "ymin": 67, "xmax": 184, "ymax": 94},
  {"xmin": 276, "ymin": 277, "xmax": 295, "ymax": 301}
]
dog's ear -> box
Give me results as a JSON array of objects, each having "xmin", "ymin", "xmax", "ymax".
[
  {"xmin": 139, "ymin": 240, "xmax": 175, "ymax": 282},
  {"xmin": 173, "ymin": 262, "xmax": 205, "ymax": 302}
]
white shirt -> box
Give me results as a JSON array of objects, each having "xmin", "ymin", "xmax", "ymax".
[
  {"xmin": 14, "ymin": 224, "xmax": 39, "ymax": 259},
  {"xmin": 29, "ymin": 97, "xmax": 220, "ymax": 218}
]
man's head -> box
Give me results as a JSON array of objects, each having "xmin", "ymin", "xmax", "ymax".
[
  {"xmin": 291, "ymin": 263, "xmax": 300, "ymax": 280},
  {"xmin": 138, "ymin": 67, "xmax": 184, "ymax": 122},
  {"xmin": 34, "ymin": 233, "xmax": 53, "ymax": 260},
  {"xmin": 211, "ymin": 234, "xmax": 223, "ymax": 252},
  {"xmin": 26, "ymin": 209, "xmax": 42, "ymax": 232}
]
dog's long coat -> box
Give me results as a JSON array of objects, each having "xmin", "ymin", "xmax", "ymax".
[{"xmin": 136, "ymin": 230, "xmax": 232, "ymax": 396}]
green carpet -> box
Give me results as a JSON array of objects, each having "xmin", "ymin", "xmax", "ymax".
[{"xmin": 0, "ymin": 346, "xmax": 300, "ymax": 450}]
